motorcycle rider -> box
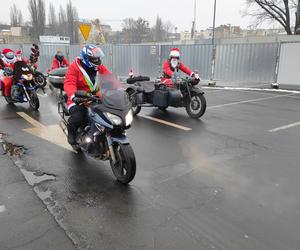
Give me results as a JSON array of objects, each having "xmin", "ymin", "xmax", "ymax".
[
  {"xmin": 16, "ymin": 50, "xmax": 30, "ymax": 64},
  {"xmin": 50, "ymin": 50, "xmax": 69, "ymax": 71},
  {"xmin": 0, "ymin": 48, "xmax": 16, "ymax": 98},
  {"xmin": 161, "ymin": 47, "xmax": 200, "ymax": 87},
  {"xmin": 64, "ymin": 44, "xmax": 110, "ymax": 145}
]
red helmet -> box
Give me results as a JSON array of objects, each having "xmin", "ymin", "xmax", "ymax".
[
  {"xmin": 16, "ymin": 50, "xmax": 22, "ymax": 56},
  {"xmin": 2, "ymin": 48, "xmax": 15, "ymax": 64}
]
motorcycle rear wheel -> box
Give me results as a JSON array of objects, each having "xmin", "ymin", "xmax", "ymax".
[
  {"xmin": 186, "ymin": 93, "xmax": 206, "ymax": 119},
  {"xmin": 110, "ymin": 143, "xmax": 136, "ymax": 184}
]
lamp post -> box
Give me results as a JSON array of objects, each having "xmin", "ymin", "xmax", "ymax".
[{"xmin": 209, "ymin": 0, "xmax": 217, "ymax": 86}]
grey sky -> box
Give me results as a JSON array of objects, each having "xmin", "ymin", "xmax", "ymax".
[{"xmin": 1, "ymin": 0, "xmax": 274, "ymax": 31}]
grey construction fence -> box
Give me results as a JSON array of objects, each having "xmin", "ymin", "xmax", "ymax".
[{"xmin": 1, "ymin": 42, "xmax": 295, "ymax": 85}]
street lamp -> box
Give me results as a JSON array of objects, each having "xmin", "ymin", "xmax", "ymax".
[{"xmin": 209, "ymin": 0, "xmax": 217, "ymax": 86}]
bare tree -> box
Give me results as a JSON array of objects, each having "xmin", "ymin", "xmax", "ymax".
[
  {"xmin": 153, "ymin": 16, "xmax": 165, "ymax": 41},
  {"xmin": 48, "ymin": 3, "xmax": 58, "ymax": 35},
  {"xmin": 66, "ymin": 0, "xmax": 79, "ymax": 44},
  {"xmin": 28, "ymin": 0, "xmax": 46, "ymax": 41},
  {"xmin": 58, "ymin": 5, "xmax": 67, "ymax": 36},
  {"xmin": 246, "ymin": 0, "xmax": 299, "ymax": 34},
  {"xmin": 10, "ymin": 4, "xmax": 23, "ymax": 26}
]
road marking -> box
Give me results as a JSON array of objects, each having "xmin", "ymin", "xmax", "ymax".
[
  {"xmin": 139, "ymin": 115, "xmax": 192, "ymax": 131},
  {"xmin": 17, "ymin": 112, "xmax": 75, "ymax": 152},
  {"xmin": 269, "ymin": 121, "xmax": 300, "ymax": 132},
  {"xmin": 203, "ymin": 86, "xmax": 300, "ymax": 95},
  {"xmin": 208, "ymin": 93, "xmax": 295, "ymax": 109}
]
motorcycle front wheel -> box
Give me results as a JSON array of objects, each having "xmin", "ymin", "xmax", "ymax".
[
  {"xmin": 34, "ymin": 72, "xmax": 47, "ymax": 88},
  {"xmin": 110, "ymin": 143, "xmax": 136, "ymax": 184},
  {"xmin": 186, "ymin": 93, "xmax": 206, "ymax": 119},
  {"xmin": 29, "ymin": 91, "xmax": 40, "ymax": 110}
]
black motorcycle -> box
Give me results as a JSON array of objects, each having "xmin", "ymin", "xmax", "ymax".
[
  {"xmin": 2, "ymin": 61, "xmax": 40, "ymax": 110},
  {"xmin": 126, "ymin": 75, "xmax": 206, "ymax": 119},
  {"xmin": 48, "ymin": 72, "xmax": 136, "ymax": 184}
]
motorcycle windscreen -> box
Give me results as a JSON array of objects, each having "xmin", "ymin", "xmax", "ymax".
[{"xmin": 98, "ymin": 74, "xmax": 131, "ymax": 110}]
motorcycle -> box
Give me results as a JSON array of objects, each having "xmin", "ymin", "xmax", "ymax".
[
  {"xmin": 2, "ymin": 61, "xmax": 40, "ymax": 110},
  {"xmin": 48, "ymin": 72, "xmax": 136, "ymax": 184},
  {"xmin": 126, "ymin": 75, "xmax": 206, "ymax": 119},
  {"xmin": 29, "ymin": 64, "xmax": 47, "ymax": 88}
]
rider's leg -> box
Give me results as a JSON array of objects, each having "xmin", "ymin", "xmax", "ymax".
[
  {"xmin": 3, "ymin": 77, "xmax": 12, "ymax": 97},
  {"xmin": 67, "ymin": 105, "xmax": 88, "ymax": 145}
]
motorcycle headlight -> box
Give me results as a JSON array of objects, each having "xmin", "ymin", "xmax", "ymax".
[
  {"xmin": 104, "ymin": 112, "xmax": 122, "ymax": 126},
  {"xmin": 125, "ymin": 110, "xmax": 133, "ymax": 126}
]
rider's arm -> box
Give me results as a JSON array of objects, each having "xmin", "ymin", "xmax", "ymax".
[
  {"xmin": 179, "ymin": 62, "xmax": 193, "ymax": 76},
  {"xmin": 64, "ymin": 63, "xmax": 78, "ymax": 109},
  {"xmin": 51, "ymin": 58, "xmax": 59, "ymax": 70},
  {"xmin": 63, "ymin": 58, "xmax": 70, "ymax": 67},
  {"xmin": 163, "ymin": 60, "xmax": 174, "ymax": 78}
]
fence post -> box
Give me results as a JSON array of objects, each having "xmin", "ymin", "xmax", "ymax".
[{"xmin": 272, "ymin": 41, "xmax": 282, "ymax": 89}]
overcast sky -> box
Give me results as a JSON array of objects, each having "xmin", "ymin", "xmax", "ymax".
[{"xmin": 0, "ymin": 0, "xmax": 278, "ymax": 31}]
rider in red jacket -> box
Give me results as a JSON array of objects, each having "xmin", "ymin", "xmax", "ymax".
[
  {"xmin": 64, "ymin": 44, "xmax": 110, "ymax": 145},
  {"xmin": 0, "ymin": 48, "xmax": 16, "ymax": 97},
  {"xmin": 161, "ymin": 48, "xmax": 200, "ymax": 87},
  {"xmin": 50, "ymin": 50, "xmax": 69, "ymax": 71}
]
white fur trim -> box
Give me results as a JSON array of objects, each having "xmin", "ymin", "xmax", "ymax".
[
  {"xmin": 190, "ymin": 72, "xmax": 195, "ymax": 77},
  {"xmin": 67, "ymin": 103, "xmax": 76, "ymax": 111},
  {"xmin": 169, "ymin": 50, "xmax": 180, "ymax": 58}
]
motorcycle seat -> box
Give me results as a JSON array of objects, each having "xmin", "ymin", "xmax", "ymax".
[{"xmin": 139, "ymin": 81, "xmax": 155, "ymax": 93}]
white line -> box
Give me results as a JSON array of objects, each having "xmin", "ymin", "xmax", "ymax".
[
  {"xmin": 0, "ymin": 205, "xmax": 6, "ymax": 213},
  {"xmin": 17, "ymin": 112, "xmax": 45, "ymax": 128},
  {"xmin": 139, "ymin": 115, "xmax": 192, "ymax": 131},
  {"xmin": 203, "ymin": 86, "xmax": 300, "ymax": 95},
  {"xmin": 208, "ymin": 93, "xmax": 295, "ymax": 109},
  {"xmin": 269, "ymin": 121, "xmax": 300, "ymax": 132}
]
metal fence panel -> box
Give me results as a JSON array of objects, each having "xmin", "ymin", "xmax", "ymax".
[
  {"xmin": 0, "ymin": 43, "xmax": 280, "ymax": 84},
  {"xmin": 111, "ymin": 45, "xmax": 159, "ymax": 77},
  {"xmin": 161, "ymin": 45, "xmax": 212, "ymax": 80},
  {"xmin": 277, "ymin": 42, "xmax": 300, "ymax": 86},
  {"xmin": 215, "ymin": 43, "xmax": 278, "ymax": 83}
]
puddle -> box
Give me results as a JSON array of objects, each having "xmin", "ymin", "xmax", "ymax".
[{"xmin": 0, "ymin": 132, "xmax": 25, "ymax": 157}]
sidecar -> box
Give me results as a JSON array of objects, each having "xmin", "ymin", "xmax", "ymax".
[{"xmin": 126, "ymin": 76, "xmax": 182, "ymax": 114}]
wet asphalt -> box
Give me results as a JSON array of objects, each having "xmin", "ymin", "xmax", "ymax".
[{"xmin": 0, "ymin": 85, "xmax": 300, "ymax": 250}]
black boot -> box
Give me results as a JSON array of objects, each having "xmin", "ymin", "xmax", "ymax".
[{"xmin": 67, "ymin": 126, "xmax": 77, "ymax": 145}]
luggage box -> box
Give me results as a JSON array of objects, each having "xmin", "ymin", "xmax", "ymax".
[{"xmin": 153, "ymin": 89, "xmax": 168, "ymax": 107}]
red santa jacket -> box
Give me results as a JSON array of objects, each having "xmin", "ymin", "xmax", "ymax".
[
  {"xmin": 0, "ymin": 59, "xmax": 14, "ymax": 70},
  {"xmin": 161, "ymin": 60, "xmax": 193, "ymax": 83},
  {"xmin": 51, "ymin": 57, "xmax": 69, "ymax": 71},
  {"xmin": 64, "ymin": 58, "xmax": 111, "ymax": 110}
]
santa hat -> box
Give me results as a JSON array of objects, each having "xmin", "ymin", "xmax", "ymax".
[
  {"xmin": 169, "ymin": 47, "xmax": 180, "ymax": 58},
  {"xmin": 2, "ymin": 48, "xmax": 14, "ymax": 55}
]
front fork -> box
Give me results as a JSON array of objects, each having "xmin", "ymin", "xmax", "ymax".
[
  {"xmin": 23, "ymin": 86, "xmax": 31, "ymax": 101},
  {"xmin": 106, "ymin": 135, "xmax": 117, "ymax": 164}
]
